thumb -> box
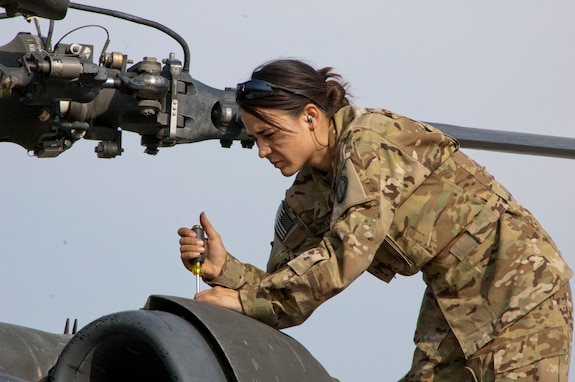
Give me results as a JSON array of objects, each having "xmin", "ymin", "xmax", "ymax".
[{"xmin": 199, "ymin": 211, "xmax": 219, "ymax": 240}]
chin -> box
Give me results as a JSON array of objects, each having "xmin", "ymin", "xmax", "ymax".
[{"xmin": 279, "ymin": 167, "xmax": 297, "ymax": 177}]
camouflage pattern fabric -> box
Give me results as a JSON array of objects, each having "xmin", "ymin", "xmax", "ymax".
[
  {"xmin": 399, "ymin": 284, "xmax": 572, "ymax": 381},
  {"xmin": 207, "ymin": 106, "xmax": 573, "ymax": 378}
]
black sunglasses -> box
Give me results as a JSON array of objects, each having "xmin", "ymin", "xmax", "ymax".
[{"xmin": 236, "ymin": 79, "xmax": 325, "ymax": 110}]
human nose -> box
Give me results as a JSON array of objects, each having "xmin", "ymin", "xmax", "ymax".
[{"xmin": 257, "ymin": 141, "xmax": 271, "ymax": 158}]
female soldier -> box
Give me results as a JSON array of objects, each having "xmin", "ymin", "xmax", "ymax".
[{"xmin": 178, "ymin": 59, "xmax": 573, "ymax": 381}]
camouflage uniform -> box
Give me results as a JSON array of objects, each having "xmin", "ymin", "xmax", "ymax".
[{"xmin": 208, "ymin": 106, "xmax": 573, "ymax": 381}]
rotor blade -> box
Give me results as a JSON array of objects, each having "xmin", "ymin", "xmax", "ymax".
[{"xmin": 428, "ymin": 122, "xmax": 575, "ymax": 160}]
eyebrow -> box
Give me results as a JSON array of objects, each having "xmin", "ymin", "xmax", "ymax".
[{"xmin": 249, "ymin": 127, "xmax": 274, "ymax": 139}]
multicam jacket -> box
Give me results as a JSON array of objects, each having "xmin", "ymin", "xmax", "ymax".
[{"xmin": 208, "ymin": 106, "xmax": 572, "ymax": 357}]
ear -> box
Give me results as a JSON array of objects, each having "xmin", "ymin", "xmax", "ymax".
[{"xmin": 303, "ymin": 103, "xmax": 321, "ymax": 129}]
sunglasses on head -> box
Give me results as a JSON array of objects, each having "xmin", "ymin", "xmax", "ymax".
[
  {"xmin": 235, "ymin": 79, "xmax": 325, "ymax": 110},
  {"xmin": 235, "ymin": 79, "xmax": 308, "ymax": 99}
]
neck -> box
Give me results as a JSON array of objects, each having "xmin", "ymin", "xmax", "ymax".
[{"xmin": 309, "ymin": 120, "xmax": 333, "ymax": 172}]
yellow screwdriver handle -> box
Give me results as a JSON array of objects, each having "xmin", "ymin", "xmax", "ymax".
[{"xmin": 190, "ymin": 225, "xmax": 205, "ymax": 276}]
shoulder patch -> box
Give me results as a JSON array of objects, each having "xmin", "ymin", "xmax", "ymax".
[
  {"xmin": 336, "ymin": 176, "xmax": 348, "ymax": 203},
  {"xmin": 274, "ymin": 202, "xmax": 294, "ymax": 241},
  {"xmin": 331, "ymin": 159, "xmax": 372, "ymax": 224}
]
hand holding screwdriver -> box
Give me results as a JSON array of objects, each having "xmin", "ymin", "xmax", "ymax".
[
  {"xmin": 178, "ymin": 212, "xmax": 228, "ymax": 292},
  {"xmin": 178, "ymin": 212, "xmax": 243, "ymax": 313}
]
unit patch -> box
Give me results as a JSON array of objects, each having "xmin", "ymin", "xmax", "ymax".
[{"xmin": 336, "ymin": 176, "xmax": 348, "ymax": 203}]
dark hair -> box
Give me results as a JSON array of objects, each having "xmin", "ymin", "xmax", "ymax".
[{"xmin": 236, "ymin": 59, "xmax": 350, "ymax": 129}]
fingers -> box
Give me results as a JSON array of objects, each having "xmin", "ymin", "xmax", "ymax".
[
  {"xmin": 177, "ymin": 227, "xmax": 190, "ymax": 237},
  {"xmin": 177, "ymin": 226, "xmax": 203, "ymax": 238},
  {"xmin": 194, "ymin": 286, "xmax": 244, "ymax": 314},
  {"xmin": 180, "ymin": 242, "xmax": 204, "ymax": 258},
  {"xmin": 180, "ymin": 249, "xmax": 203, "ymax": 271},
  {"xmin": 179, "ymin": 212, "xmax": 227, "ymax": 278},
  {"xmin": 178, "ymin": 213, "xmax": 209, "ymax": 262},
  {"xmin": 178, "ymin": 230, "xmax": 205, "ymax": 251},
  {"xmin": 179, "ymin": 224, "xmax": 205, "ymax": 270}
]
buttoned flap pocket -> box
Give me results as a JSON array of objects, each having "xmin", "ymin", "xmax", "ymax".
[
  {"xmin": 450, "ymin": 192, "xmax": 508, "ymax": 262},
  {"xmin": 287, "ymin": 249, "xmax": 328, "ymax": 276},
  {"xmin": 492, "ymin": 326, "xmax": 569, "ymax": 373},
  {"xmin": 440, "ymin": 193, "xmax": 509, "ymax": 291},
  {"xmin": 431, "ymin": 192, "xmax": 509, "ymax": 294}
]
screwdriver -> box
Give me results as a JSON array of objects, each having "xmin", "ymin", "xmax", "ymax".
[{"xmin": 190, "ymin": 224, "xmax": 205, "ymax": 294}]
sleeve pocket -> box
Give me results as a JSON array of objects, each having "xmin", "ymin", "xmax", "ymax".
[{"xmin": 287, "ymin": 250, "xmax": 328, "ymax": 276}]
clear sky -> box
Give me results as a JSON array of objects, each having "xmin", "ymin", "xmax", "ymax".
[{"xmin": 1, "ymin": 1, "xmax": 574, "ymax": 380}]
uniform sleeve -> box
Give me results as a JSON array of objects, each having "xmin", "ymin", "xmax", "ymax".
[
  {"xmin": 239, "ymin": 123, "xmax": 431, "ymax": 329},
  {"xmin": 205, "ymin": 252, "xmax": 267, "ymax": 290}
]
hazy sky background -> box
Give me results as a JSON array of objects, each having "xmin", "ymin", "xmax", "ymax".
[{"xmin": 1, "ymin": 1, "xmax": 574, "ymax": 380}]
